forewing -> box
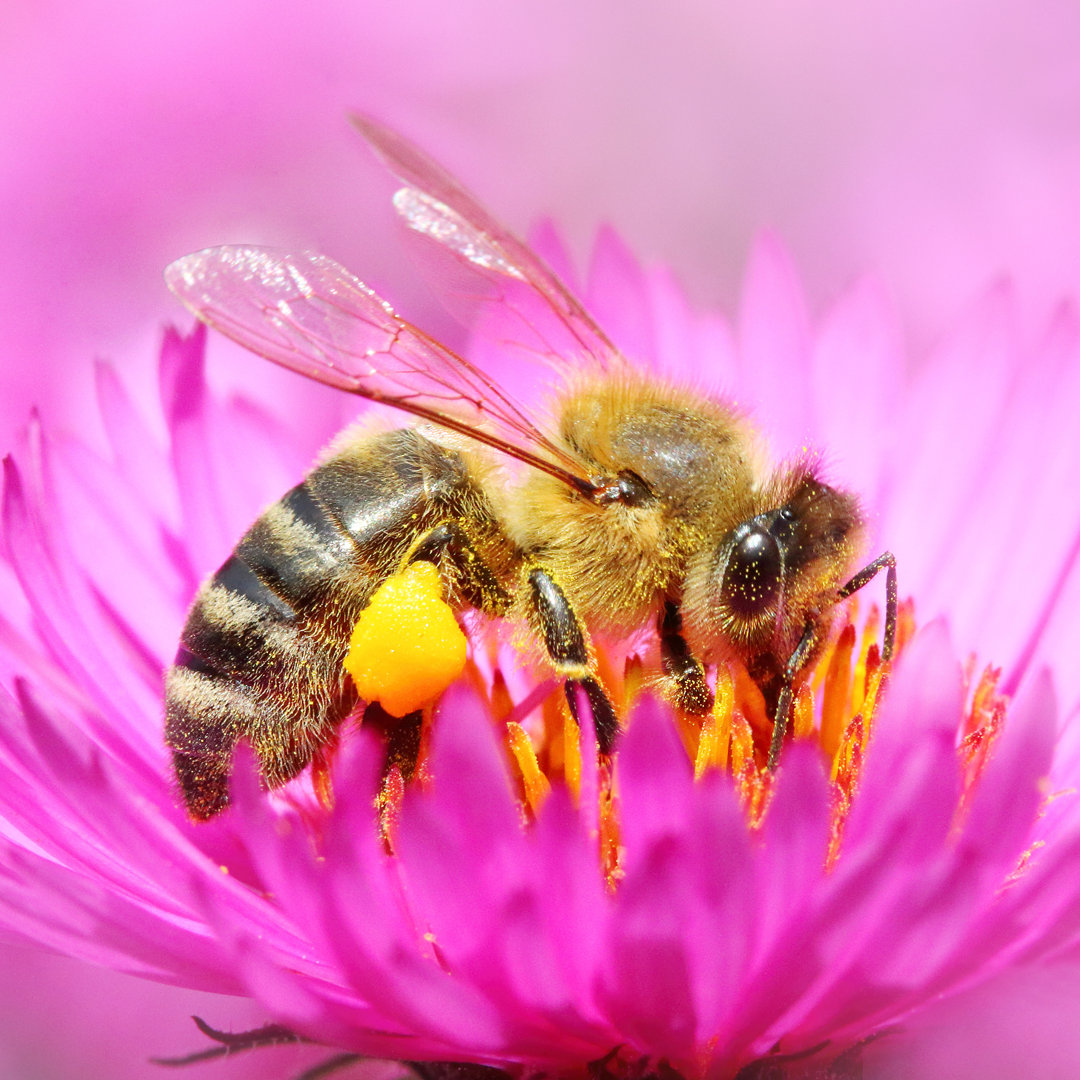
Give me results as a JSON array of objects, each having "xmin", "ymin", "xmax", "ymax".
[
  {"xmin": 352, "ymin": 114, "xmax": 625, "ymax": 377},
  {"xmin": 165, "ymin": 246, "xmax": 593, "ymax": 489}
]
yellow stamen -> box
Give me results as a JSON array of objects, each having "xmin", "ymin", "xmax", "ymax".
[
  {"xmin": 695, "ymin": 708, "xmax": 721, "ymax": 777},
  {"xmin": 623, "ymin": 655, "xmax": 646, "ymax": 711},
  {"xmin": 792, "ymin": 683, "xmax": 814, "ymax": 740},
  {"xmin": 563, "ymin": 709, "xmax": 582, "ymax": 801},
  {"xmin": 695, "ymin": 667, "xmax": 734, "ymax": 778},
  {"xmin": 713, "ymin": 666, "xmax": 734, "ymax": 769},
  {"xmin": 694, "ymin": 714, "xmax": 720, "ymax": 780},
  {"xmin": 377, "ymin": 765, "xmax": 406, "ymax": 850},
  {"xmin": 832, "ymin": 713, "xmax": 866, "ymax": 785},
  {"xmin": 821, "ymin": 623, "xmax": 856, "ymax": 756},
  {"xmin": 599, "ymin": 758, "xmax": 621, "ymax": 887},
  {"xmin": 507, "ymin": 721, "xmax": 550, "ymax": 814},
  {"xmin": 861, "ymin": 659, "xmax": 884, "ymax": 739},
  {"xmin": 729, "ymin": 710, "xmax": 756, "ymax": 778},
  {"xmin": 851, "ymin": 606, "xmax": 881, "ymax": 715}
]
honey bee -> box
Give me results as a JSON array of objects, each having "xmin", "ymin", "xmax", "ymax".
[{"xmin": 165, "ymin": 117, "xmax": 897, "ymax": 820}]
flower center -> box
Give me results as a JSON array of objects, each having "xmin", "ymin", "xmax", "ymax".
[{"xmin": 365, "ymin": 596, "xmax": 1013, "ymax": 881}]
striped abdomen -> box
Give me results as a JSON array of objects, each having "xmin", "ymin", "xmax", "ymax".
[{"xmin": 165, "ymin": 428, "xmax": 495, "ymax": 819}]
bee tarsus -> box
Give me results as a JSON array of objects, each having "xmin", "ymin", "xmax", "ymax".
[
  {"xmin": 659, "ymin": 601, "xmax": 714, "ymax": 715},
  {"xmin": 838, "ymin": 551, "xmax": 898, "ymax": 664}
]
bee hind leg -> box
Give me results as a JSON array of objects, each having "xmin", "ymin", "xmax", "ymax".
[
  {"xmin": 406, "ymin": 526, "xmax": 623, "ymax": 754},
  {"xmin": 406, "ymin": 521, "xmax": 513, "ymax": 613},
  {"xmin": 354, "ymin": 520, "xmax": 514, "ymax": 782},
  {"xmin": 363, "ymin": 701, "xmax": 425, "ymax": 782},
  {"xmin": 527, "ymin": 566, "xmax": 620, "ymax": 753}
]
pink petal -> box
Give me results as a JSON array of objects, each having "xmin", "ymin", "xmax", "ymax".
[{"xmin": 810, "ymin": 275, "xmax": 903, "ymax": 499}]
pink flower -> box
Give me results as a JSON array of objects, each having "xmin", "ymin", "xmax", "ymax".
[{"xmin": 1, "ymin": 144, "xmax": 1079, "ymax": 1080}]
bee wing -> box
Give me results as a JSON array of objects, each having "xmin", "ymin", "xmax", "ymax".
[
  {"xmin": 165, "ymin": 246, "xmax": 596, "ymax": 492},
  {"xmin": 352, "ymin": 114, "xmax": 626, "ymax": 377}
]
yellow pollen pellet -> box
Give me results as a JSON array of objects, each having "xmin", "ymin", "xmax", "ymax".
[{"xmin": 344, "ymin": 561, "xmax": 467, "ymax": 717}]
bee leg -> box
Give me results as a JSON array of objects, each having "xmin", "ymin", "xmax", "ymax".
[
  {"xmin": 527, "ymin": 567, "xmax": 620, "ymax": 753},
  {"xmin": 364, "ymin": 701, "xmax": 424, "ymax": 782},
  {"xmin": 564, "ymin": 679, "xmax": 621, "ymax": 755},
  {"xmin": 407, "ymin": 522, "xmax": 513, "ymax": 613},
  {"xmin": 766, "ymin": 620, "xmax": 818, "ymax": 770},
  {"xmin": 767, "ymin": 552, "xmax": 898, "ymax": 770},
  {"xmin": 385, "ymin": 707, "xmax": 424, "ymax": 782},
  {"xmin": 659, "ymin": 600, "xmax": 714, "ymax": 714},
  {"xmin": 838, "ymin": 551, "xmax": 898, "ymax": 662}
]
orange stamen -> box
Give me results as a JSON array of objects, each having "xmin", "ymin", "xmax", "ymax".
[
  {"xmin": 377, "ymin": 765, "xmax": 406, "ymax": 851},
  {"xmin": 507, "ymin": 721, "xmax": 550, "ymax": 815},
  {"xmin": 792, "ymin": 683, "xmax": 814, "ymax": 740},
  {"xmin": 695, "ymin": 667, "xmax": 734, "ymax": 778},
  {"xmin": 310, "ymin": 736, "xmax": 339, "ymax": 813},
  {"xmin": 599, "ymin": 757, "xmax": 621, "ymax": 887},
  {"xmin": 821, "ymin": 624, "xmax": 856, "ymax": 756},
  {"xmin": 851, "ymin": 605, "xmax": 881, "ymax": 715},
  {"xmin": 732, "ymin": 664, "xmax": 770, "ymax": 744},
  {"xmin": 958, "ymin": 663, "xmax": 1009, "ymax": 815},
  {"xmin": 341, "ymin": 580, "xmax": 962, "ymax": 883},
  {"xmin": 489, "ymin": 669, "xmax": 514, "ymax": 721},
  {"xmin": 563, "ymin": 709, "xmax": 582, "ymax": 802}
]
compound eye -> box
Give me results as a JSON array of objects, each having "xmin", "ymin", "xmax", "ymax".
[{"xmin": 720, "ymin": 525, "xmax": 782, "ymax": 618}]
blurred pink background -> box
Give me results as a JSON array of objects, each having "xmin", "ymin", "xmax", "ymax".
[
  {"xmin": 5, "ymin": 1, "xmax": 1080, "ymax": 441},
  {"xmin": 3, "ymin": 1, "xmax": 1080, "ymax": 1076}
]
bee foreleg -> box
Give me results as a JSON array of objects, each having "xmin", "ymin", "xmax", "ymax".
[
  {"xmin": 767, "ymin": 553, "xmax": 898, "ymax": 771},
  {"xmin": 766, "ymin": 620, "xmax": 818, "ymax": 771},
  {"xmin": 659, "ymin": 600, "xmax": 714, "ymax": 714},
  {"xmin": 838, "ymin": 551, "xmax": 898, "ymax": 663},
  {"xmin": 526, "ymin": 567, "xmax": 620, "ymax": 753}
]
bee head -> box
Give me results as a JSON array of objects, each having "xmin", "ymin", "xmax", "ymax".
[{"xmin": 685, "ymin": 472, "xmax": 864, "ymax": 661}]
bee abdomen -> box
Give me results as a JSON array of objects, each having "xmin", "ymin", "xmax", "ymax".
[
  {"xmin": 166, "ymin": 530, "xmax": 350, "ymax": 817},
  {"xmin": 166, "ymin": 428, "xmax": 488, "ymax": 819}
]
